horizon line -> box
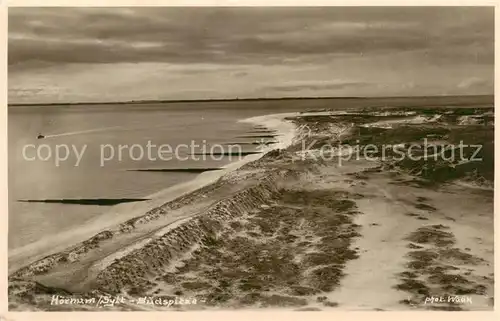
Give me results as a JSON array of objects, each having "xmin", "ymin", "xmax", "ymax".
[{"xmin": 8, "ymin": 94, "xmax": 494, "ymax": 107}]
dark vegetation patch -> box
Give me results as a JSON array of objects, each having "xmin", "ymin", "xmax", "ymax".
[
  {"xmin": 289, "ymin": 106, "xmax": 493, "ymax": 187},
  {"xmin": 149, "ymin": 189, "xmax": 361, "ymax": 308},
  {"xmin": 408, "ymin": 250, "xmax": 439, "ymax": 262},
  {"xmin": 405, "ymin": 227, "xmax": 455, "ymax": 247},
  {"xmin": 309, "ymin": 265, "xmax": 345, "ymax": 292},
  {"xmin": 407, "ymin": 243, "xmax": 423, "ymax": 249},
  {"xmin": 405, "ymin": 213, "xmax": 419, "ymax": 217},
  {"xmin": 414, "ymin": 203, "xmax": 437, "ymax": 212},
  {"xmin": 289, "ymin": 286, "xmax": 320, "ymax": 296},
  {"xmin": 396, "ymin": 224, "xmax": 489, "ymax": 308},
  {"xmin": 344, "ymin": 125, "xmax": 451, "ymax": 147},
  {"xmin": 399, "ymin": 271, "xmax": 418, "ymax": 279},
  {"xmin": 395, "ymin": 279, "xmax": 430, "ymax": 296},
  {"xmin": 427, "ymin": 273, "xmax": 469, "ymax": 285},
  {"xmin": 293, "ymin": 108, "xmax": 494, "ymax": 187},
  {"xmin": 181, "ymin": 281, "xmax": 212, "ymax": 291},
  {"xmin": 437, "ymin": 248, "xmax": 484, "ymax": 265},
  {"xmin": 393, "ymin": 126, "xmax": 493, "ymax": 186}
]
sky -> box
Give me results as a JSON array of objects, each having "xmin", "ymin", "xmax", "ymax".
[{"xmin": 8, "ymin": 7, "xmax": 494, "ymax": 104}]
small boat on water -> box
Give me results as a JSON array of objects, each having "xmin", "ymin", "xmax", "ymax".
[{"xmin": 37, "ymin": 133, "xmax": 45, "ymax": 139}]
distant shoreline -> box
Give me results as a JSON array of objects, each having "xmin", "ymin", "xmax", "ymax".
[{"xmin": 7, "ymin": 94, "xmax": 493, "ymax": 107}]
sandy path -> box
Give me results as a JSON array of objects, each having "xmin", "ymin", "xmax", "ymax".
[{"xmin": 327, "ymin": 169, "xmax": 493, "ymax": 310}]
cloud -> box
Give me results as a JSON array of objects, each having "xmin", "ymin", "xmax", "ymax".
[
  {"xmin": 265, "ymin": 81, "xmax": 371, "ymax": 92},
  {"xmin": 457, "ymin": 77, "xmax": 490, "ymax": 90},
  {"xmin": 7, "ymin": 7, "xmax": 494, "ymax": 102},
  {"xmin": 8, "ymin": 7, "xmax": 493, "ymax": 66}
]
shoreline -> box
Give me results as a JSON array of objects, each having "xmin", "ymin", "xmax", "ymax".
[
  {"xmin": 8, "ymin": 94, "xmax": 493, "ymax": 108},
  {"xmin": 8, "ymin": 112, "xmax": 299, "ymax": 275}
]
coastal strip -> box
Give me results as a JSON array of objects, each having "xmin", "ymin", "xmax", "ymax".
[
  {"xmin": 8, "ymin": 112, "xmax": 299, "ymax": 276},
  {"xmin": 9, "ymin": 106, "xmax": 493, "ymax": 311}
]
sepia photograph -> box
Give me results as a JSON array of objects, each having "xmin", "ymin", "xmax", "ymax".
[{"xmin": 7, "ymin": 6, "xmax": 494, "ymax": 311}]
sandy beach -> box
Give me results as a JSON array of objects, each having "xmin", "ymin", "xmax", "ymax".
[{"xmin": 8, "ymin": 104, "xmax": 494, "ymax": 311}]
